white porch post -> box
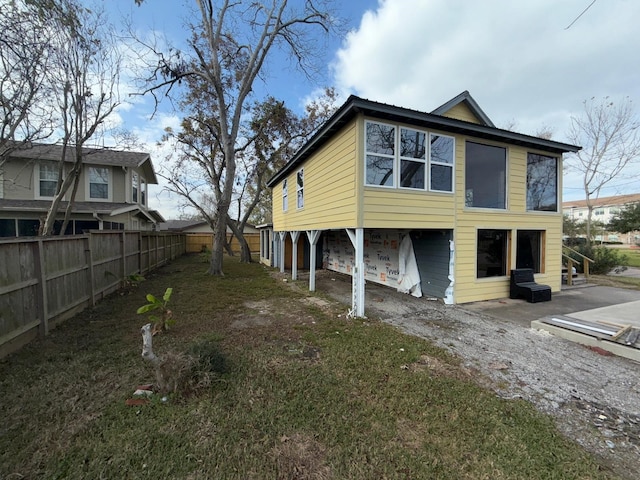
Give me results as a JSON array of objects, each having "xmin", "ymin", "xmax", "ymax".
[
  {"xmin": 271, "ymin": 232, "xmax": 280, "ymax": 267},
  {"xmin": 279, "ymin": 231, "xmax": 287, "ymax": 273},
  {"xmin": 346, "ymin": 228, "xmax": 365, "ymax": 317},
  {"xmin": 290, "ymin": 231, "xmax": 300, "ymax": 280},
  {"xmin": 306, "ymin": 230, "xmax": 321, "ymax": 291}
]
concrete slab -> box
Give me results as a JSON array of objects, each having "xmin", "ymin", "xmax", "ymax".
[
  {"xmin": 568, "ymin": 300, "xmax": 640, "ymax": 328},
  {"xmin": 463, "ymin": 284, "xmax": 640, "ymax": 328}
]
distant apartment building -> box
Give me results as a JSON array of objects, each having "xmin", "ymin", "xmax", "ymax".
[{"xmin": 562, "ymin": 193, "xmax": 640, "ymax": 244}]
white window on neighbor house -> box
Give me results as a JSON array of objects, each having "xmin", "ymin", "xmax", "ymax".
[
  {"xmin": 88, "ymin": 166, "xmax": 110, "ymax": 200},
  {"xmin": 132, "ymin": 172, "xmax": 139, "ymax": 203},
  {"xmin": 282, "ymin": 178, "xmax": 288, "ymax": 211},
  {"xmin": 140, "ymin": 177, "xmax": 147, "ymax": 206},
  {"xmin": 296, "ymin": 168, "xmax": 304, "ymax": 209},
  {"xmin": 38, "ymin": 161, "xmax": 59, "ymax": 198},
  {"xmin": 594, "ymin": 208, "xmax": 605, "ymax": 216},
  {"xmin": 429, "ymin": 134, "xmax": 454, "ymax": 192}
]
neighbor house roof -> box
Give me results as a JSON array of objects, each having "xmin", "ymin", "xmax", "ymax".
[
  {"xmin": 0, "ymin": 199, "xmax": 165, "ymax": 223},
  {"xmin": 267, "ymin": 94, "xmax": 581, "ymax": 187},
  {"xmin": 7, "ymin": 143, "xmax": 158, "ymax": 184},
  {"xmin": 159, "ymin": 219, "xmax": 209, "ymax": 231},
  {"xmin": 562, "ymin": 193, "xmax": 640, "ymax": 209}
]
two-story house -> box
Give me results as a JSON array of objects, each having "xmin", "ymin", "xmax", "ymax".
[
  {"xmin": 0, "ymin": 143, "xmax": 165, "ymax": 237},
  {"xmin": 265, "ymin": 92, "xmax": 581, "ymax": 315}
]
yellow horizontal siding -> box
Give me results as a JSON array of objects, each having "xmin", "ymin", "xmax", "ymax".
[
  {"xmin": 441, "ymin": 103, "xmax": 482, "ymax": 124},
  {"xmin": 453, "ymin": 211, "xmax": 562, "ymax": 304},
  {"xmin": 272, "ymin": 120, "xmax": 358, "ymax": 231},
  {"xmin": 363, "ymin": 189, "xmax": 455, "ymax": 229}
]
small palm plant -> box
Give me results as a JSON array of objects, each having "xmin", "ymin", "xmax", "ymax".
[{"xmin": 137, "ymin": 287, "xmax": 174, "ymax": 335}]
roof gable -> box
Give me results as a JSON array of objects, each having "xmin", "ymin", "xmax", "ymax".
[{"xmin": 430, "ymin": 91, "xmax": 495, "ymax": 127}]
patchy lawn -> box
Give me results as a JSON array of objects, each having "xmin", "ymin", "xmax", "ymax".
[{"xmin": 0, "ymin": 254, "xmax": 614, "ymax": 479}]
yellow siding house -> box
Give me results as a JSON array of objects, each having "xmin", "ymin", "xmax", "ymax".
[{"xmin": 266, "ymin": 92, "xmax": 580, "ymax": 316}]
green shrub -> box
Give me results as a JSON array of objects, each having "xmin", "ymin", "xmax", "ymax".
[{"xmin": 570, "ymin": 245, "xmax": 629, "ymax": 275}]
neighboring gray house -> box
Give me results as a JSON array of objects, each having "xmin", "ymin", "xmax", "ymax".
[{"xmin": 0, "ymin": 143, "xmax": 165, "ymax": 237}]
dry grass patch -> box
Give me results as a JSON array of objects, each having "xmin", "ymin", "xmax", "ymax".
[{"xmin": 272, "ymin": 432, "xmax": 332, "ymax": 480}]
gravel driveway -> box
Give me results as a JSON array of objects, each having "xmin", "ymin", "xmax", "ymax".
[{"xmin": 314, "ymin": 272, "xmax": 640, "ymax": 479}]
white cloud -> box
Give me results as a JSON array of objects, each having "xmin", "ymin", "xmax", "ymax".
[{"xmin": 332, "ymin": 0, "xmax": 640, "ymax": 199}]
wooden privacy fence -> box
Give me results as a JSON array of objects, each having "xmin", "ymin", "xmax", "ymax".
[
  {"xmin": 185, "ymin": 232, "xmax": 260, "ymax": 254},
  {"xmin": 0, "ymin": 231, "xmax": 186, "ymax": 358}
]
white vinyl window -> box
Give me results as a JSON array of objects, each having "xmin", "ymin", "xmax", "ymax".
[
  {"xmin": 366, "ymin": 120, "xmax": 455, "ymax": 194},
  {"xmin": 365, "ymin": 121, "xmax": 396, "ymax": 187},
  {"xmin": 429, "ymin": 134, "xmax": 454, "ymax": 192},
  {"xmin": 399, "ymin": 127, "xmax": 426, "ymax": 189},
  {"xmin": 282, "ymin": 178, "xmax": 288, "ymax": 211},
  {"xmin": 296, "ymin": 168, "xmax": 304, "ymax": 209},
  {"xmin": 132, "ymin": 172, "xmax": 139, "ymax": 203},
  {"xmin": 38, "ymin": 162, "xmax": 59, "ymax": 198},
  {"xmin": 88, "ymin": 166, "xmax": 110, "ymax": 200},
  {"xmin": 140, "ymin": 177, "xmax": 147, "ymax": 206}
]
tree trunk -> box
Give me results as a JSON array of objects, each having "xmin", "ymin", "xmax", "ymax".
[
  {"xmin": 209, "ymin": 215, "xmax": 226, "ymax": 275},
  {"xmin": 226, "ymin": 215, "xmax": 251, "ymax": 263},
  {"xmin": 60, "ymin": 166, "xmax": 82, "ymax": 235},
  {"xmin": 208, "ymin": 143, "xmax": 237, "ymax": 275}
]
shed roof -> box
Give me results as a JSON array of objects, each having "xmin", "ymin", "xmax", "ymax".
[{"xmin": 267, "ymin": 94, "xmax": 581, "ymax": 187}]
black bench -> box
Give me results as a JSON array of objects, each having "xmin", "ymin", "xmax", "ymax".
[{"xmin": 509, "ymin": 268, "xmax": 551, "ymax": 303}]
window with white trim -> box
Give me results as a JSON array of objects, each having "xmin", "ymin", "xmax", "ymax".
[
  {"xmin": 282, "ymin": 178, "xmax": 288, "ymax": 211},
  {"xmin": 365, "ymin": 120, "xmax": 455, "ymax": 193},
  {"xmin": 399, "ymin": 127, "xmax": 426, "ymax": 189},
  {"xmin": 38, "ymin": 161, "xmax": 58, "ymax": 198},
  {"xmin": 88, "ymin": 166, "xmax": 110, "ymax": 200},
  {"xmin": 296, "ymin": 168, "xmax": 304, "ymax": 209},
  {"xmin": 132, "ymin": 172, "xmax": 139, "ymax": 203},
  {"xmin": 430, "ymin": 134, "xmax": 454, "ymax": 192},
  {"xmin": 140, "ymin": 177, "xmax": 147, "ymax": 206},
  {"xmin": 365, "ymin": 121, "xmax": 395, "ymax": 187}
]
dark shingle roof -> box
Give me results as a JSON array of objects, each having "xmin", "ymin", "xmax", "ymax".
[
  {"xmin": 7, "ymin": 143, "xmax": 158, "ymax": 184},
  {"xmin": 0, "ymin": 198, "xmax": 164, "ymax": 223}
]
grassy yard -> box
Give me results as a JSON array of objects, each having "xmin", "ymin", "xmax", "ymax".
[
  {"xmin": 622, "ymin": 248, "xmax": 640, "ymax": 267},
  {"xmin": 0, "ymin": 254, "xmax": 614, "ymax": 479}
]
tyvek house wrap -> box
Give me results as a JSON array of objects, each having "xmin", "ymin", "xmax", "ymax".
[{"xmin": 397, "ymin": 234, "xmax": 422, "ymax": 297}]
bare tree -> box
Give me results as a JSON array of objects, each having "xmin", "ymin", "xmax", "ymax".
[
  {"xmin": 40, "ymin": 0, "xmax": 122, "ymax": 236},
  {"xmin": 0, "ymin": 0, "xmax": 54, "ymax": 161},
  {"xmin": 137, "ymin": 0, "xmax": 336, "ymax": 275},
  {"xmin": 566, "ymin": 97, "xmax": 640, "ymax": 243}
]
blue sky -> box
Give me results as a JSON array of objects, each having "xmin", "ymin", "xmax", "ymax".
[{"xmin": 101, "ymin": 0, "xmax": 640, "ymax": 217}]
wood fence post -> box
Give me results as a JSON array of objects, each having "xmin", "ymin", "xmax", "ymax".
[
  {"xmin": 86, "ymin": 234, "xmax": 96, "ymax": 306},
  {"xmin": 33, "ymin": 239, "xmax": 49, "ymax": 336},
  {"xmin": 121, "ymin": 231, "xmax": 127, "ymax": 285}
]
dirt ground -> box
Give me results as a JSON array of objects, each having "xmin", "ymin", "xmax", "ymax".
[{"xmin": 310, "ymin": 271, "xmax": 640, "ymax": 480}]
